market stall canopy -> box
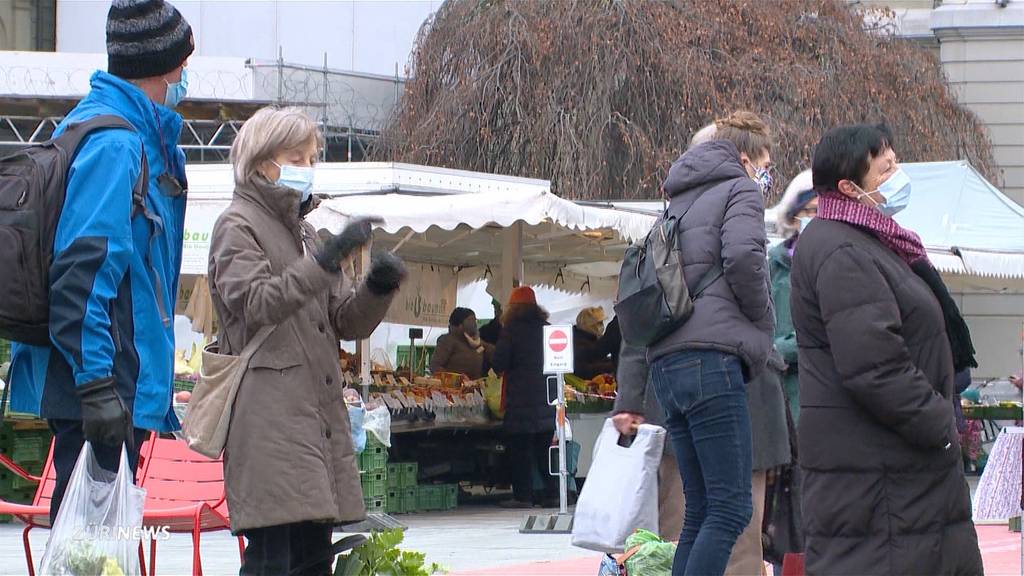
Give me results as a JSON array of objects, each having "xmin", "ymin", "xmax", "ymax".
[
  {"xmin": 181, "ymin": 162, "xmax": 656, "ymax": 298},
  {"xmin": 308, "ymin": 187, "xmax": 656, "ymax": 298},
  {"xmin": 761, "ymin": 161, "xmax": 1024, "ymax": 279},
  {"xmin": 896, "ymin": 162, "xmax": 1024, "ymax": 279}
]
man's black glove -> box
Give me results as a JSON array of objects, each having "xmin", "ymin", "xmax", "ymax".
[
  {"xmin": 77, "ymin": 377, "xmax": 130, "ymax": 449},
  {"xmin": 316, "ymin": 216, "xmax": 383, "ymax": 273},
  {"xmin": 366, "ymin": 252, "xmax": 407, "ymax": 295}
]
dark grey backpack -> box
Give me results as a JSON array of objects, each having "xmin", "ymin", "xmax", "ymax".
[
  {"xmin": 614, "ymin": 210, "xmax": 722, "ymax": 347},
  {"xmin": 0, "ymin": 115, "xmax": 148, "ymax": 346}
]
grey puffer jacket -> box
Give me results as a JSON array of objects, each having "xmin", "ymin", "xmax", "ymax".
[{"xmin": 648, "ymin": 140, "xmax": 774, "ymax": 379}]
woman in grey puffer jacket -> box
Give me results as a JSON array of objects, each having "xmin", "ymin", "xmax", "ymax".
[{"xmin": 647, "ymin": 111, "xmax": 774, "ymax": 576}]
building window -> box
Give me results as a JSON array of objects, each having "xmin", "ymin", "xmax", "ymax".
[{"xmin": 0, "ymin": 0, "xmax": 56, "ymax": 52}]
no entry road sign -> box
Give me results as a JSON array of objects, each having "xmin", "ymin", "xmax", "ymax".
[{"xmin": 543, "ymin": 325, "xmax": 574, "ymax": 374}]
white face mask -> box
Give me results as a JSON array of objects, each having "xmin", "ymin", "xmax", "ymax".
[
  {"xmin": 273, "ymin": 162, "xmax": 315, "ymax": 202},
  {"xmin": 854, "ymin": 167, "xmax": 912, "ymax": 217},
  {"xmin": 798, "ymin": 216, "xmax": 813, "ymax": 233}
]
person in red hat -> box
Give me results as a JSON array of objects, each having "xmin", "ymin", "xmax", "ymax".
[{"xmin": 491, "ymin": 286, "xmax": 558, "ymax": 508}]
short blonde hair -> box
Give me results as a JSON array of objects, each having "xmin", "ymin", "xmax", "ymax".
[{"xmin": 230, "ymin": 106, "xmax": 322, "ymax": 186}]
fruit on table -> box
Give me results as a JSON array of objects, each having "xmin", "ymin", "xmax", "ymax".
[{"xmin": 175, "ymin": 390, "xmax": 192, "ymax": 403}]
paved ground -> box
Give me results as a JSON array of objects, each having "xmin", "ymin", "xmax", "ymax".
[
  {"xmin": 0, "ymin": 506, "xmax": 589, "ymax": 576},
  {"xmin": 1, "ymin": 507, "xmax": 1020, "ymax": 575},
  {"xmin": 0, "ymin": 477, "xmax": 1018, "ymax": 575}
]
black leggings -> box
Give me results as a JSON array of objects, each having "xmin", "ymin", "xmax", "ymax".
[
  {"xmin": 240, "ymin": 521, "xmax": 333, "ymax": 576},
  {"xmin": 506, "ymin": 431, "xmax": 557, "ymax": 504}
]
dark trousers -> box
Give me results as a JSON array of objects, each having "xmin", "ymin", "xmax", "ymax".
[
  {"xmin": 240, "ymin": 521, "xmax": 334, "ymax": 576},
  {"xmin": 650, "ymin": 350, "xmax": 754, "ymax": 576},
  {"xmin": 48, "ymin": 418, "xmax": 148, "ymax": 525},
  {"xmin": 506, "ymin": 431, "xmax": 557, "ymax": 504}
]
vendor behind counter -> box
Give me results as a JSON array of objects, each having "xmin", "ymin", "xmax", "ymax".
[
  {"xmin": 573, "ymin": 307, "xmax": 620, "ymax": 380},
  {"xmin": 430, "ymin": 307, "xmax": 494, "ymax": 380}
]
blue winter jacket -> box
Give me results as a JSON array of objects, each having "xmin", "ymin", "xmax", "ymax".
[{"xmin": 9, "ymin": 71, "xmax": 187, "ymax": 432}]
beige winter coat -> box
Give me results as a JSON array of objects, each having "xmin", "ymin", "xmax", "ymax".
[{"xmin": 208, "ymin": 177, "xmax": 394, "ymax": 534}]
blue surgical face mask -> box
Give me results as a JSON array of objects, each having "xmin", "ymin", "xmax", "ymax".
[
  {"xmin": 798, "ymin": 216, "xmax": 813, "ymax": 232},
  {"xmin": 273, "ymin": 162, "xmax": 315, "ymax": 202},
  {"xmin": 164, "ymin": 67, "xmax": 188, "ymax": 109},
  {"xmin": 857, "ymin": 167, "xmax": 912, "ymax": 217}
]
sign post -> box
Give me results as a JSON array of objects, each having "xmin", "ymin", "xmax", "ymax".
[{"xmin": 521, "ymin": 325, "xmax": 575, "ymax": 534}]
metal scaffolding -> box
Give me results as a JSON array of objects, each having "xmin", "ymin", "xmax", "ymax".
[{"xmin": 0, "ymin": 53, "xmax": 401, "ymax": 163}]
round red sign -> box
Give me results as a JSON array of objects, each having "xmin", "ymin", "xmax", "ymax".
[{"xmin": 548, "ymin": 330, "xmax": 568, "ymax": 353}]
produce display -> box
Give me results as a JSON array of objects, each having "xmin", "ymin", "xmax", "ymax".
[
  {"xmin": 564, "ymin": 373, "xmax": 617, "ymax": 413},
  {"xmin": 371, "ymin": 373, "xmax": 488, "ymax": 426}
]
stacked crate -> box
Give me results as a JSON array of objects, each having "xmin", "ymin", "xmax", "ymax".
[
  {"xmin": 0, "ymin": 419, "xmax": 52, "ymax": 522},
  {"xmin": 358, "ymin": 436, "xmax": 388, "ymax": 513}
]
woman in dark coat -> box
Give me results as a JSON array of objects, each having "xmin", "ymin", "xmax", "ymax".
[
  {"xmin": 790, "ymin": 124, "xmax": 982, "ymax": 575},
  {"xmin": 491, "ymin": 286, "xmax": 556, "ymax": 508}
]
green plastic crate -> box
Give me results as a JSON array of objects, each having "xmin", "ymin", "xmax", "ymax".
[
  {"xmin": 416, "ymin": 485, "xmax": 444, "ymax": 512},
  {"xmin": 401, "ymin": 487, "xmax": 418, "ymax": 514},
  {"xmin": 358, "ymin": 438, "xmax": 388, "ymax": 472},
  {"xmin": 442, "ymin": 484, "xmax": 458, "ymax": 510},
  {"xmin": 173, "ymin": 379, "xmax": 195, "ymax": 393},
  {"xmin": 0, "ymin": 470, "xmax": 40, "ymax": 493},
  {"xmin": 386, "ymin": 464, "xmax": 402, "ymax": 489},
  {"xmin": 361, "ymin": 471, "xmax": 387, "ymax": 500},
  {"xmin": 10, "ymin": 437, "xmax": 48, "ymax": 465},
  {"xmin": 399, "ymin": 462, "xmax": 418, "ymax": 487},
  {"xmin": 385, "ymin": 489, "xmax": 401, "ymax": 514},
  {"xmin": 363, "ymin": 496, "xmax": 386, "ymax": 514},
  {"xmin": 0, "ymin": 339, "xmax": 11, "ymax": 364}
]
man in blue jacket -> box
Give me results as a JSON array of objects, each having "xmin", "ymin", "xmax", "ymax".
[{"xmin": 8, "ymin": 0, "xmax": 193, "ymax": 521}]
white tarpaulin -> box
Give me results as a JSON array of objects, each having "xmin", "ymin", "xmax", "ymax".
[
  {"xmin": 896, "ymin": 161, "xmax": 1024, "ymax": 279},
  {"xmin": 308, "ymin": 189, "xmax": 655, "ymax": 244}
]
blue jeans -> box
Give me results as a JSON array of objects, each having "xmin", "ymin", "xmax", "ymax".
[{"xmin": 650, "ymin": 350, "xmax": 754, "ymax": 576}]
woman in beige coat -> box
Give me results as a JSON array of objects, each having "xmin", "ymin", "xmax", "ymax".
[{"xmin": 208, "ymin": 107, "xmax": 404, "ymax": 576}]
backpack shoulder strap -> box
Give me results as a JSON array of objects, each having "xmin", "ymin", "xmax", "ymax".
[
  {"xmin": 54, "ymin": 114, "xmax": 135, "ymax": 156},
  {"xmin": 56, "ymin": 114, "xmax": 150, "ymax": 216}
]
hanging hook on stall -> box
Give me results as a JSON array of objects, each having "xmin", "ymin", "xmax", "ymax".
[{"xmin": 580, "ymin": 276, "xmax": 591, "ymax": 294}]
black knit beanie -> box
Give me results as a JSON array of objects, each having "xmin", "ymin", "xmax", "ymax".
[{"xmin": 107, "ymin": 0, "xmax": 194, "ymax": 80}]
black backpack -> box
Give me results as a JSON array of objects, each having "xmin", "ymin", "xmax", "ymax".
[
  {"xmin": 614, "ymin": 210, "xmax": 722, "ymax": 347},
  {"xmin": 0, "ymin": 115, "xmax": 148, "ymax": 346}
]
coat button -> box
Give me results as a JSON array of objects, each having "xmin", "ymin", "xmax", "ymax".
[
  {"xmin": 318, "ymin": 323, "xmax": 326, "ymax": 333},
  {"xmin": 325, "ymin": 428, "xmax": 332, "ymax": 439},
  {"xmin": 326, "ymin": 376, "xmax": 333, "ymax": 386}
]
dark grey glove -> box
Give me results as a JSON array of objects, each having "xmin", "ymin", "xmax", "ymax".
[
  {"xmin": 366, "ymin": 252, "xmax": 407, "ymax": 295},
  {"xmin": 77, "ymin": 377, "xmax": 131, "ymax": 449},
  {"xmin": 316, "ymin": 216, "xmax": 384, "ymax": 272}
]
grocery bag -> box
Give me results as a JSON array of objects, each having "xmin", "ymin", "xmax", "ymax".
[
  {"xmin": 482, "ymin": 370, "xmax": 505, "ymax": 420},
  {"xmin": 39, "ymin": 442, "xmax": 146, "ymax": 576},
  {"xmin": 572, "ymin": 419, "xmax": 665, "ymax": 553}
]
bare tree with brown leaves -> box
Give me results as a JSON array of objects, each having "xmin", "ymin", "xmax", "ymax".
[{"xmin": 374, "ymin": 0, "xmax": 996, "ymax": 201}]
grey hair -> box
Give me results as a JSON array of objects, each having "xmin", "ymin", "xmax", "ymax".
[
  {"xmin": 775, "ymin": 169, "xmax": 815, "ymax": 238},
  {"xmin": 230, "ymin": 106, "xmax": 322, "ymax": 187},
  {"xmin": 688, "ymin": 123, "xmax": 717, "ymax": 150}
]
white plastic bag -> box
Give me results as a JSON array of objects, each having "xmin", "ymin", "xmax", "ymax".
[
  {"xmin": 571, "ymin": 419, "xmax": 665, "ymax": 553},
  {"xmin": 363, "ymin": 405, "xmax": 392, "ymax": 447},
  {"xmin": 39, "ymin": 442, "xmax": 146, "ymax": 576}
]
